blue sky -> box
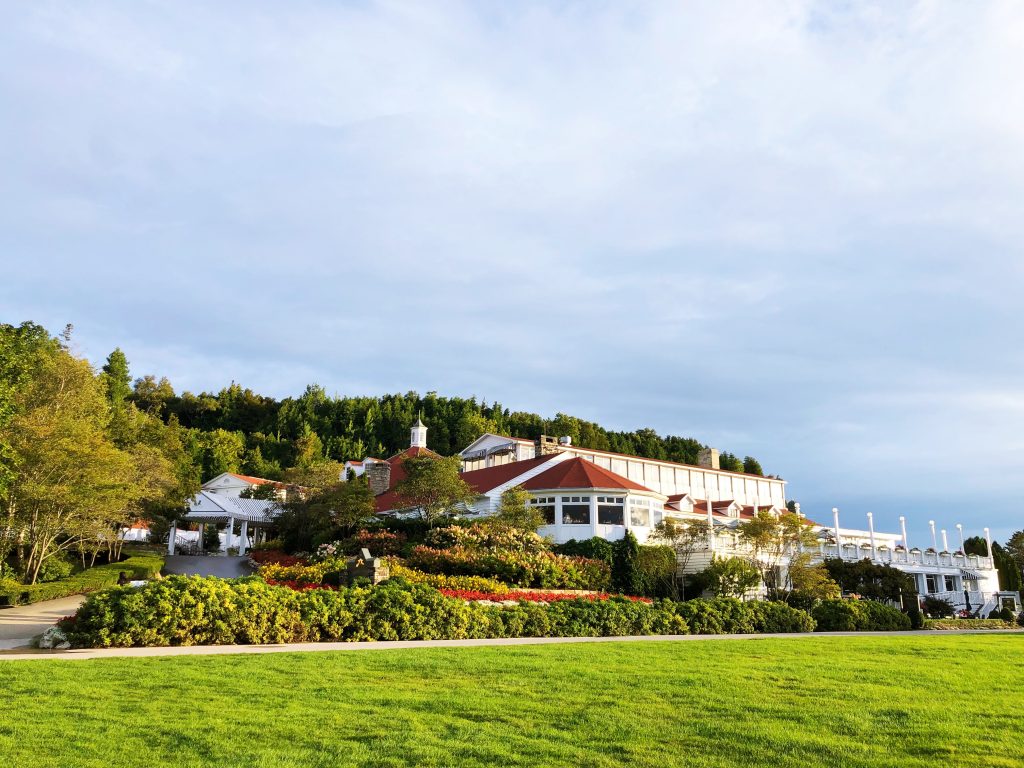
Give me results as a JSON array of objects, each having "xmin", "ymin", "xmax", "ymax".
[{"xmin": 2, "ymin": 1, "xmax": 1023, "ymax": 543}]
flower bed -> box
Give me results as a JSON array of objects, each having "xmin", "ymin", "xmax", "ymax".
[
  {"xmin": 439, "ymin": 588, "xmax": 652, "ymax": 604},
  {"xmin": 387, "ymin": 561, "xmax": 511, "ymax": 594},
  {"xmin": 265, "ymin": 579, "xmax": 338, "ymax": 592},
  {"xmin": 406, "ymin": 545, "xmax": 610, "ymax": 590},
  {"xmin": 248, "ymin": 550, "xmax": 306, "ymax": 567}
]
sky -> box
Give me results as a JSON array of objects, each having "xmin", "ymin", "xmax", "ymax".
[{"xmin": 2, "ymin": 1, "xmax": 1023, "ymax": 543}]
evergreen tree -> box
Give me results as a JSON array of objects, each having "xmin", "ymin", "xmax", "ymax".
[
  {"xmin": 101, "ymin": 348, "xmax": 132, "ymax": 407},
  {"xmin": 612, "ymin": 531, "xmax": 642, "ymax": 595}
]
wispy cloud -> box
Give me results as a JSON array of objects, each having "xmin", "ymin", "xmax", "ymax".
[{"xmin": 2, "ymin": 1, "xmax": 1023, "ymax": 540}]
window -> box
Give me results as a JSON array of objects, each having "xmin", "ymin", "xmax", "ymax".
[
  {"xmin": 561, "ymin": 496, "xmax": 591, "ymax": 525},
  {"xmin": 597, "ymin": 496, "xmax": 624, "ymax": 526},
  {"xmin": 944, "ymin": 575, "xmax": 956, "ymax": 592},
  {"xmin": 529, "ymin": 496, "xmax": 556, "ymax": 525},
  {"xmin": 926, "ymin": 575, "xmax": 940, "ymax": 594},
  {"xmin": 629, "ymin": 498, "xmax": 651, "ymax": 527}
]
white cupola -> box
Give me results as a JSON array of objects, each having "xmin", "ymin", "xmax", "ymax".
[{"xmin": 410, "ymin": 416, "xmax": 428, "ymax": 448}]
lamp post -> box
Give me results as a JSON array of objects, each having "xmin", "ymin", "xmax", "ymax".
[{"xmin": 867, "ymin": 512, "xmax": 877, "ymax": 561}]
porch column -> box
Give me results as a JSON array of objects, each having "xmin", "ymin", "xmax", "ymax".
[
  {"xmin": 224, "ymin": 516, "xmax": 234, "ymax": 551},
  {"xmin": 555, "ymin": 497, "xmax": 563, "ymax": 543},
  {"xmin": 239, "ymin": 520, "xmax": 249, "ymax": 556},
  {"xmin": 867, "ymin": 512, "xmax": 877, "ymax": 561},
  {"xmin": 589, "ymin": 495, "xmax": 598, "ymax": 539},
  {"xmin": 832, "ymin": 508, "xmax": 842, "ymax": 558},
  {"xmin": 167, "ymin": 521, "xmax": 177, "ymax": 555},
  {"xmin": 707, "ymin": 500, "xmax": 715, "ymax": 552},
  {"xmin": 198, "ymin": 524, "xmax": 205, "ymax": 553}
]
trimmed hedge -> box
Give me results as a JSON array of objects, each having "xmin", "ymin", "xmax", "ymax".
[
  {"xmin": 0, "ymin": 555, "xmax": 164, "ymax": 607},
  {"xmin": 812, "ymin": 599, "xmax": 912, "ymax": 632},
  {"xmin": 63, "ymin": 578, "xmax": 830, "ymax": 648},
  {"xmin": 923, "ymin": 618, "xmax": 1018, "ymax": 631}
]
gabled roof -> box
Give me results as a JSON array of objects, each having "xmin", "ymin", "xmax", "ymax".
[
  {"xmin": 459, "ymin": 454, "xmax": 560, "ymax": 494},
  {"xmin": 228, "ymin": 473, "xmax": 280, "ymax": 486},
  {"xmin": 521, "ymin": 457, "xmax": 653, "ymax": 493},
  {"xmin": 185, "ymin": 491, "xmax": 283, "ymax": 522}
]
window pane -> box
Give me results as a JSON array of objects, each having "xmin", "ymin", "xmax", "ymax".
[
  {"xmin": 536, "ymin": 505, "xmax": 555, "ymax": 525},
  {"xmin": 598, "ymin": 504, "xmax": 624, "ymax": 525},
  {"xmin": 561, "ymin": 504, "xmax": 591, "ymax": 525},
  {"xmin": 630, "ymin": 508, "xmax": 650, "ymax": 527}
]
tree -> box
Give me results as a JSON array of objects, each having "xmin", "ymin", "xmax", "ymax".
[
  {"xmin": 703, "ymin": 556, "xmax": 760, "ymax": 598},
  {"xmin": 718, "ymin": 452, "xmax": 744, "ymax": 473},
  {"xmin": 277, "ymin": 471, "xmax": 376, "ymax": 552},
  {"xmin": 131, "ymin": 375, "xmax": 176, "ymax": 416},
  {"xmin": 648, "ymin": 518, "xmax": 709, "ymax": 599},
  {"xmin": 2, "ymin": 344, "xmax": 142, "ymax": 583},
  {"xmin": 393, "ymin": 455, "xmax": 477, "ymax": 527},
  {"xmin": 101, "ymin": 349, "xmax": 132, "ymax": 407},
  {"xmin": 486, "ymin": 485, "xmax": 543, "ymax": 532},
  {"xmin": 822, "ymin": 558, "xmax": 914, "ymax": 602},
  {"xmin": 742, "ymin": 456, "xmax": 763, "ymax": 476},
  {"xmin": 967, "ymin": 536, "xmax": 1023, "ymax": 592},
  {"xmin": 737, "ymin": 510, "xmax": 820, "ymax": 601},
  {"xmin": 612, "ymin": 531, "xmax": 642, "ymax": 595},
  {"xmin": 787, "ymin": 552, "xmax": 841, "ymax": 606},
  {"xmin": 1004, "ymin": 530, "xmax": 1024, "ymax": 581}
]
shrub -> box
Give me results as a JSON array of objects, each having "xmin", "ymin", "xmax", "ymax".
[
  {"xmin": 611, "ymin": 532, "xmax": 642, "ymax": 595},
  {"xmin": 257, "ymin": 559, "xmax": 342, "ymax": 585},
  {"xmin": 63, "ymin": 577, "xmax": 686, "ymax": 648},
  {"xmin": 439, "ymin": 589, "xmax": 652, "ymax": 604},
  {"xmin": 635, "ymin": 545, "xmax": 678, "ymax": 598},
  {"xmin": 924, "ymin": 618, "xmax": 1016, "ymax": 630},
  {"xmin": 921, "ymin": 596, "xmax": 955, "ymax": 618},
  {"xmin": 750, "ymin": 601, "xmax": 816, "ymax": 633},
  {"xmin": 0, "ymin": 555, "xmax": 164, "ymax": 607},
  {"xmin": 1018, "ymin": 611, "xmax": 1024, "ymax": 628},
  {"xmin": 673, "ymin": 598, "xmax": 766, "ymax": 635},
  {"xmin": 989, "ymin": 606, "xmax": 1015, "ymax": 621},
  {"xmin": 38, "ymin": 555, "xmax": 76, "ymax": 583},
  {"xmin": 423, "ymin": 524, "xmax": 548, "ymax": 555},
  {"xmin": 812, "ymin": 599, "xmax": 911, "ymax": 632},
  {"xmin": 248, "ymin": 550, "xmax": 306, "ymax": 567},
  {"xmin": 554, "ymin": 538, "xmax": 614, "ymax": 565}
]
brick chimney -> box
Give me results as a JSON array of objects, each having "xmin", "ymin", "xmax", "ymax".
[
  {"xmin": 536, "ymin": 435, "xmax": 564, "ymax": 456},
  {"xmin": 698, "ymin": 448, "xmax": 720, "ymax": 470},
  {"xmin": 366, "ymin": 462, "xmax": 392, "ymax": 496}
]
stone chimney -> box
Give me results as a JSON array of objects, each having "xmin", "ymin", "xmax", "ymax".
[
  {"xmin": 698, "ymin": 447, "xmax": 720, "ymax": 470},
  {"xmin": 536, "ymin": 435, "xmax": 564, "ymax": 456},
  {"xmin": 366, "ymin": 462, "xmax": 392, "ymax": 496}
]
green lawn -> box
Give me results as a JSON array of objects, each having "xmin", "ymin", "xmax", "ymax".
[{"xmin": 1, "ymin": 635, "xmax": 1022, "ymax": 768}]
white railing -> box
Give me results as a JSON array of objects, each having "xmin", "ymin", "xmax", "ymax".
[{"xmin": 818, "ymin": 543, "xmax": 993, "ymax": 571}]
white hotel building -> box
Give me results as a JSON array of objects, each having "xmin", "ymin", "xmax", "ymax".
[{"xmin": 367, "ymin": 424, "xmax": 1019, "ymax": 615}]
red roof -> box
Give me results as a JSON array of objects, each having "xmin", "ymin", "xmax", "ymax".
[
  {"xmin": 521, "ymin": 457, "xmax": 652, "ymax": 493},
  {"xmin": 373, "ymin": 446, "xmax": 441, "ymax": 513},
  {"xmin": 459, "ymin": 455, "xmax": 559, "ymax": 494},
  {"xmin": 228, "ymin": 473, "xmax": 284, "ymax": 488}
]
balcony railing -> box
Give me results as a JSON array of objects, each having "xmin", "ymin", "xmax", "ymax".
[{"xmin": 817, "ymin": 543, "xmax": 993, "ymax": 571}]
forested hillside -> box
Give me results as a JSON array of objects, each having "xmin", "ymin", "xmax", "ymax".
[{"xmin": 129, "ymin": 373, "xmax": 767, "ymax": 480}]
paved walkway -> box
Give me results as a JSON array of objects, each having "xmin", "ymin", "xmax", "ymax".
[
  {"xmin": 0, "ymin": 595, "xmax": 85, "ymax": 649},
  {"xmin": 163, "ymin": 555, "xmax": 253, "ymax": 578},
  {"xmin": 1, "ymin": 629, "xmax": 1020, "ymax": 661}
]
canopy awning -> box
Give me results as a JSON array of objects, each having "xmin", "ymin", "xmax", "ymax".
[{"xmin": 960, "ymin": 568, "xmax": 984, "ymax": 581}]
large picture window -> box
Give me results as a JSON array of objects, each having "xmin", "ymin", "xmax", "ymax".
[
  {"xmin": 629, "ymin": 500, "xmax": 650, "ymax": 527},
  {"xmin": 561, "ymin": 496, "xmax": 591, "ymax": 525},
  {"xmin": 597, "ymin": 495, "xmax": 624, "ymax": 526}
]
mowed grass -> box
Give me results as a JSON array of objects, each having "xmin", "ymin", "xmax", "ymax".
[{"xmin": 1, "ymin": 635, "xmax": 1023, "ymax": 768}]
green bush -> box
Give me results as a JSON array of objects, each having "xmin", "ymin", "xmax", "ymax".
[
  {"xmin": 750, "ymin": 601, "xmax": 817, "ymax": 633},
  {"xmin": 38, "ymin": 555, "xmax": 76, "ymax": 583},
  {"xmin": 554, "ymin": 538, "xmax": 614, "ymax": 565},
  {"xmin": 64, "ymin": 576, "xmax": 690, "ymax": 648},
  {"xmin": 0, "ymin": 555, "xmax": 164, "ymax": 607},
  {"xmin": 989, "ymin": 607, "xmax": 1014, "ymax": 621},
  {"xmin": 672, "ymin": 598, "xmax": 762, "ymax": 634},
  {"xmin": 921, "ymin": 596, "xmax": 954, "ymax": 618},
  {"xmin": 812, "ymin": 599, "xmax": 911, "ymax": 632},
  {"xmin": 635, "ymin": 545, "xmax": 678, "ymax": 598},
  {"xmin": 611, "ymin": 532, "xmax": 642, "ymax": 595},
  {"xmin": 405, "ymin": 545, "xmax": 610, "ymax": 590}
]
